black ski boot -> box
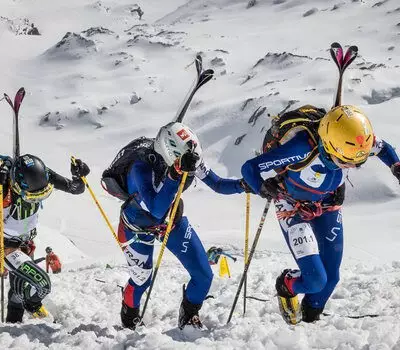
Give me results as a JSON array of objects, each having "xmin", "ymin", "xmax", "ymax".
[
  {"xmin": 275, "ymin": 269, "xmax": 302, "ymax": 325},
  {"xmin": 120, "ymin": 302, "xmax": 141, "ymax": 330},
  {"xmin": 178, "ymin": 285, "xmax": 203, "ymax": 330},
  {"xmin": 301, "ymin": 298, "xmax": 324, "ymax": 323}
]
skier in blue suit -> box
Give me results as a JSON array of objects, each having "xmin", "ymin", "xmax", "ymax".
[
  {"xmin": 102, "ymin": 122, "xmax": 251, "ymax": 330},
  {"xmin": 241, "ymin": 105, "xmax": 400, "ymax": 324}
]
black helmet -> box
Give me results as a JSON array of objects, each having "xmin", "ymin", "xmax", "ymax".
[
  {"xmin": 45, "ymin": 246, "xmax": 52, "ymax": 254},
  {"xmin": 11, "ymin": 154, "xmax": 54, "ymax": 203}
]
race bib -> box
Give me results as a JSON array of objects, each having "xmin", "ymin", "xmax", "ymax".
[
  {"xmin": 128, "ymin": 265, "xmax": 152, "ymax": 286},
  {"xmin": 6, "ymin": 250, "xmax": 31, "ymax": 270},
  {"xmin": 288, "ymin": 223, "xmax": 319, "ymax": 259},
  {"xmin": 299, "ymin": 157, "xmax": 326, "ymax": 188}
]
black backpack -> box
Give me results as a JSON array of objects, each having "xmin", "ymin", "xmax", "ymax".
[
  {"xmin": 101, "ymin": 137, "xmax": 167, "ymax": 200},
  {"xmin": 262, "ymin": 105, "xmax": 326, "ymax": 171}
]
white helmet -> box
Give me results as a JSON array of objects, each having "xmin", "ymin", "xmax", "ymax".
[{"xmin": 154, "ymin": 122, "xmax": 202, "ymax": 166}]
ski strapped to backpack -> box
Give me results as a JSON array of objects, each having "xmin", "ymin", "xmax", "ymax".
[
  {"xmin": 102, "ymin": 55, "xmax": 213, "ymax": 223},
  {"xmin": 174, "ymin": 55, "xmax": 214, "ymax": 123},
  {"xmin": 330, "ymin": 42, "xmax": 358, "ymax": 108},
  {"xmin": 1, "ymin": 87, "xmax": 26, "ymax": 322},
  {"xmin": 3, "ymin": 87, "xmax": 26, "ymax": 159},
  {"xmin": 102, "ymin": 54, "xmax": 213, "ymax": 201},
  {"xmin": 260, "ymin": 42, "xmax": 358, "ymax": 173}
]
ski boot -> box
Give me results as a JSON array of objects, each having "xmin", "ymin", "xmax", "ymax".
[
  {"xmin": 178, "ymin": 285, "xmax": 203, "ymax": 330},
  {"xmin": 24, "ymin": 301, "xmax": 49, "ymax": 319},
  {"xmin": 120, "ymin": 302, "xmax": 141, "ymax": 330},
  {"xmin": 276, "ymin": 269, "xmax": 302, "ymax": 325},
  {"xmin": 32, "ymin": 305, "xmax": 49, "ymax": 319},
  {"xmin": 301, "ymin": 298, "xmax": 324, "ymax": 323}
]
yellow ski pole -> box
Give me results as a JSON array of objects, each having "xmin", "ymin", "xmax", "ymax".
[
  {"xmin": 0, "ymin": 184, "xmax": 5, "ymax": 322},
  {"xmin": 243, "ymin": 193, "xmax": 250, "ymax": 315},
  {"xmin": 141, "ymin": 171, "xmax": 188, "ymax": 320},
  {"xmin": 71, "ymin": 156, "xmax": 122, "ymax": 250}
]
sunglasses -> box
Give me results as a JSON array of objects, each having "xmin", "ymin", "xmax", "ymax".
[{"xmin": 13, "ymin": 182, "xmax": 54, "ymax": 203}]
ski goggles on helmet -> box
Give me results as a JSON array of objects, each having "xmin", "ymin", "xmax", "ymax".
[{"xmin": 12, "ymin": 182, "xmax": 54, "ymax": 203}]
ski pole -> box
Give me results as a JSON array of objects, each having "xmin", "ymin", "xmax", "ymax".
[
  {"xmin": 141, "ymin": 172, "xmax": 188, "ymax": 320},
  {"xmin": 220, "ymin": 252, "xmax": 237, "ymax": 262},
  {"xmin": 94, "ymin": 279, "xmax": 124, "ymax": 293},
  {"xmin": 227, "ymin": 198, "xmax": 272, "ymax": 324},
  {"xmin": 0, "ymin": 184, "xmax": 4, "ymax": 322},
  {"xmin": 243, "ymin": 193, "xmax": 250, "ymax": 316},
  {"xmin": 71, "ymin": 156, "xmax": 122, "ymax": 250}
]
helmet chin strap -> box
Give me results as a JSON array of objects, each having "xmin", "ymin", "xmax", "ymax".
[{"xmin": 318, "ymin": 140, "xmax": 340, "ymax": 170}]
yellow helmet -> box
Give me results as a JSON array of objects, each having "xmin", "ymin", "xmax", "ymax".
[{"xmin": 318, "ymin": 105, "xmax": 374, "ymax": 164}]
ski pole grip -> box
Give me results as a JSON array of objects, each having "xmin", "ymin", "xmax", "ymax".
[{"xmin": 71, "ymin": 156, "xmax": 89, "ymax": 184}]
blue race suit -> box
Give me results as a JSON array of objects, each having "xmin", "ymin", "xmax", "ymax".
[
  {"xmin": 119, "ymin": 157, "xmax": 243, "ymax": 309},
  {"xmin": 241, "ymin": 131, "xmax": 399, "ymax": 309}
]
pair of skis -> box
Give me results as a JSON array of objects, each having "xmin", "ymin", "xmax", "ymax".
[
  {"xmin": 3, "ymin": 87, "xmax": 25, "ymax": 159},
  {"xmin": 0, "ymin": 87, "xmax": 25, "ymax": 322},
  {"xmin": 330, "ymin": 42, "xmax": 358, "ymax": 107},
  {"xmin": 174, "ymin": 55, "xmax": 214, "ymax": 123}
]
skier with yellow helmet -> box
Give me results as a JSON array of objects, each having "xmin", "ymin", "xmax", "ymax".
[{"xmin": 240, "ymin": 103, "xmax": 400, "ymax": 324}]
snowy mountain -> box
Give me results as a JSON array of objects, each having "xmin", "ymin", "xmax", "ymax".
[{"xmin": 0, "ymin": 0, "xmax": 399, "ymax": 348}]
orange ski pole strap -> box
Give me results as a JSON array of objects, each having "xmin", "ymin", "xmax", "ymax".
[{"xmin": 71, "ymin": 156, "xmax": 122, "ymax": 250}]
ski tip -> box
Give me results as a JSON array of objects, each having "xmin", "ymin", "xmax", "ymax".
[
  {"xmin": 330, "ymin": 42, "xmax": 342, "ymax": 48},
  {"xmin": 349, "ymin": 45, "xmax": 358, "ymax": 53},
  {"xmin": 195, "ymin": 55, "xmax": 203, "ymax": 75}
]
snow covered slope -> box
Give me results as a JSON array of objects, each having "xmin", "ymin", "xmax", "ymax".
[{"xmin": 0, "ymin": 0, "xmax": 399, "ymax": 348}]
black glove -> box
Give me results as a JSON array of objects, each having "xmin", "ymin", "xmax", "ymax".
[
  {"xmin": 169, "ymin": 151, "xmax": 200, "ymax": 180},
  {"xmin": 391, "ymin": 162, "xmax": 400, "ymax": 183},
  {"xmin": 331, "ymin": 183, "xmax": 345, "ymax": 206},
  {"xmin": 179, "ymin": 151, "xmax": 200, "ymax": 172},
  {"xmin": 0, "ymin": 159, "xmax": 12, "ymax": 185},
  {"xmin": 259, "ymin": 177, "xmax": 281, "ymax": 199},
  {"xmin": 239, "ymin": 178, "xmax": 254, "ymax": 194},
  {"xmin": 71, "ymin": 159, "xmax": 90, "ymax": 178}
]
